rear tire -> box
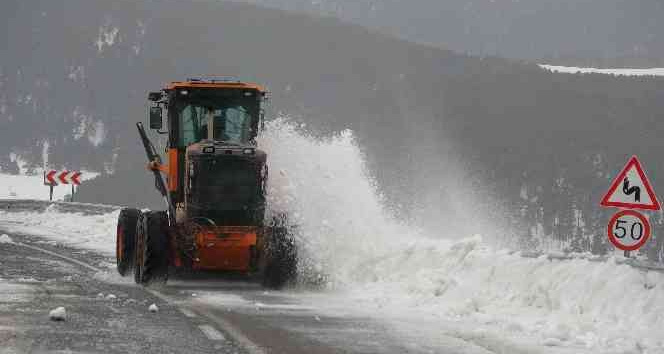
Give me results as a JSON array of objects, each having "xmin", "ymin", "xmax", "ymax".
[
  {"xmin": 134, "ymin": 211, "xmax": 170, "ymax": 286},
  {"xmin": 262, "ymin": 218, "xmax": 297, "ymax": 289},
  {"xmin": 116, "ymin": 208, "xmax": 141, "ymax": 276}
]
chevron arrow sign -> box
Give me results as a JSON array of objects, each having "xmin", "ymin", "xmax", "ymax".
[{"xmin": 44, "ymin": 170, "xmax": 83, "ymax": 186}]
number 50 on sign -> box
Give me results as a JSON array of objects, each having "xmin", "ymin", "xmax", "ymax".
[{"xmin": 607, "ymin": 210, "xmax": 651, "ymax": 251}]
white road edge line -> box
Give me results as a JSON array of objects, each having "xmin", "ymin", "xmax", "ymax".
[
  {"xmin": 179, "ymin": 308, "xmax": 198, "ymax": 318},
  {"xmin": 193, "ymin": 305, "xmax": 266, "ymax": 354},
  {"xmin": 12, "ymin": 240, "xmax": 265, "ymax": 354},
  {"xmin": 199, "ymin": 325, "xmax": 226, "ymax": 341},
  {"xmin": 146, "ymin": 289, "xmax": 266, "ymax": 354},
  {"xmin": 14, "ymin": 242, "xmax": 102, "ymax": 273}
]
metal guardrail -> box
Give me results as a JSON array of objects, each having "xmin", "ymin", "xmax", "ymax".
[
  {"xmin": 0, "ymin": 199, "xmax": 121, "ymax": 215},
  {"xmin": 519, "ymin": 250, "xmax": 664, "ymax": 272}
]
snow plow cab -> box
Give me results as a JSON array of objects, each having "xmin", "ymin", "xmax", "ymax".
[{"xmin": 115, "ymin": 78, "xmax": 296, "ymax": 288}]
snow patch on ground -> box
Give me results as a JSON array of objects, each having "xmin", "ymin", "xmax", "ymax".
[
  {"xmin": 540, "ymin": 65, "xmax": 664, "ymax": 77},
  {"xmin": 0, "ymin": 280, "xmax": 35, "ymax": 303},
  {"xmin": 319, "ymin": 237, "xmax": 664, "ymax": 353},
  {"xmin": 0, "ymin": 205, "xmax": 118, "ymax": 255},
  {"xmin": 49, "ymin": 306, "xmax": 66, "ymax": 321}
]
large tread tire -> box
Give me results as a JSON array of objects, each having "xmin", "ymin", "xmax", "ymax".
[
  {"xmin": 134, "ymin": 211, "xmax": 170, "ymax": 286},
  {"xmin": 262, "ymin": 222, "xmax": 297, "ymax": 289},
  {"xmin": 116, "ymin": 208, "xmax": 141, "ymax": 276}
]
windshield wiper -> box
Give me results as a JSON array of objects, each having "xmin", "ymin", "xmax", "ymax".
[{"xmin": 213, "ymin": 140, "xmax": 241, "ymax": 146}]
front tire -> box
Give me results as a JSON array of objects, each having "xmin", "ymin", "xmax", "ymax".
[
  {"xmin": 262, "ymin": 218, "xmax": 297, "ymax": 289},
  {"xmin": 134, "ymin": 211, "xmax": 170, "ymax": 286},
  {"xmin": 116, "ymin": 208, "xmax": 141, "ymax": 276}
]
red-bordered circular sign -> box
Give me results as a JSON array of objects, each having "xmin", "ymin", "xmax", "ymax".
[{"xmin": 607, "ymin": 210, "xmax": 651, "ymax": 251}]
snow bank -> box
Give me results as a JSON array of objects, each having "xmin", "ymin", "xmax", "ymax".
[
  {"xmin": 0, "ymin": 204, "xmax": 118, "ymax": 255},
  {"xmin": 539, "ymin": 64, "xmax": 664, "ymax": 77},
  {"xmin": 333, "ymin": 236, "xmax": 664, "ymax": 353}
]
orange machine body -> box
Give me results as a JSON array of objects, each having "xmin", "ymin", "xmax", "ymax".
[
  {"xmin": 159, "ymin": 80, "xmax": 267, "ymax": 273},
  {"xmin": 171, "ymin": 226, "xmax": 260, "ymax": 272},
  {"xmin": 193, "ymin": 226, "xmax": 258, "ymax": 271}
]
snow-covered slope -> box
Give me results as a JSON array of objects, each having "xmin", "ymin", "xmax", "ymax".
[
  {"xmin": 540, "ymin": 65, "xmax": 664, "ymax": 77},
  {"xmin": 1, "ymin": 120, "xmax": 662, "ymax": 353}
]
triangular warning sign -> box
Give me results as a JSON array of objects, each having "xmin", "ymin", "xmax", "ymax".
[{"xmin": 600, "ymin": 156, "xmax": 661, "ymax": 210}]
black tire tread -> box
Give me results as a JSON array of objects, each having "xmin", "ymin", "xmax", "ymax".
[
  {"xmin": 262, "ymin": 225, "xmax": 297, "ymax": 289},
  {"xmin": 134, "ymin": 211, "xmax": 169, "ymax": 286},
  {"xmin": 116, "ymin": 208, "xmax": 141, "ymax": 276}
]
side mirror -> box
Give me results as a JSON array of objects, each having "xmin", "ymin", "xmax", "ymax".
[
  {"xmin": 148, "ymin": 91, "xmax": 162, "ymax": 102},
  {"xmin": 149, "ymin": 106, "xmax": 163, "ymax": 130}
]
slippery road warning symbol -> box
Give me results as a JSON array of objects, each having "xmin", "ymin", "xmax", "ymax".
[{"xmin": 600, "ymin": 156, "xmax": 660, "ymax": 211}]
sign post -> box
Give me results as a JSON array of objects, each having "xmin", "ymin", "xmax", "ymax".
[
  {"xmin": 600, "ymin": 156, "xmax": 660, "ymax": 255},
  {"xmin": 43, "ymin": 170, "xmax": 83, "ymax": 202}
]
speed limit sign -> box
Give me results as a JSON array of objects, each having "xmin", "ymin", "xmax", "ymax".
[{"xmin": 607, "ymin": 210, "xmax": 651, "ymax": 251}]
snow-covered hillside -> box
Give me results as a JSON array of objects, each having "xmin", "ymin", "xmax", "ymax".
[{"xmin": 540, "ymin": 65, "xmax": 664, "ymax": 77}]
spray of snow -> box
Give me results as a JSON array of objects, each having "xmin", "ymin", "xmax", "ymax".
[
  {"xmin": 257, "ymin": 117, "xmax": 664, "ymax": 353},
  {"xmin": 540, "ymin": 65, "xmax": 664, "ymax": 77},
  {"xmin": 259, "ymin": 118, "xmax": 416, "ymax": 286}
]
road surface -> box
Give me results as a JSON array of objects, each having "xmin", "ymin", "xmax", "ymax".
[{"xmin": 0, "ymin": 230, "xmax": 447, "ymax": 353}]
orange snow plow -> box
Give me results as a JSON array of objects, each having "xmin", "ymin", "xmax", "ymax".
[{"xmin": 115, "ymin": 78, "xmax": 296, "ymax": 288}]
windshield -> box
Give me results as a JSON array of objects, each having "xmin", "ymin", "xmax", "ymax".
[
  {"xmin": 179, "ymin": 104, "xmax": 253, "ymax": 146},
  {"xmin": 173, "ymin": 89, "xmax": 260, "ymax": 147}
]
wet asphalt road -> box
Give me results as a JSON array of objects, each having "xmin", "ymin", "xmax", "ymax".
[
  {"xmin": 0, "ymin": 230, "xmax": 433, "ymax": 354},
  {"xmin": 0, "ymin": 232, "xmax": 246, "ymax": 354}
]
